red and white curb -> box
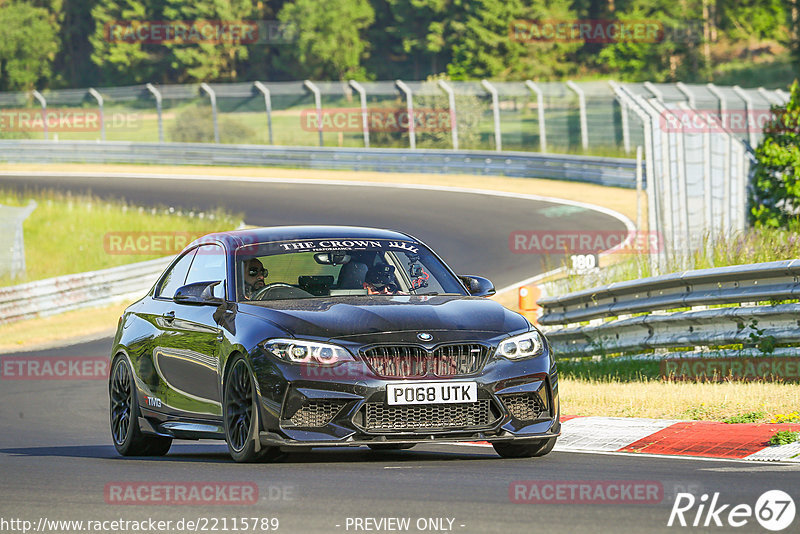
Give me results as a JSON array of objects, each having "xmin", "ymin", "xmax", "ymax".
[{"xmin": 555, "ymin": 416, "xmax": 800, "ymax": 462}]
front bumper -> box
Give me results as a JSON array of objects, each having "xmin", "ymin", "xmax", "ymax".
[{"xmin": 252, "ymin": 350, "xmax": 560, "ymax": 448}]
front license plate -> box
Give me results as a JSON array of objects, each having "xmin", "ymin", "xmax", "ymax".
[{"xmin": 386, "ymin": 382, "xmax": 478, "ymax": 405}]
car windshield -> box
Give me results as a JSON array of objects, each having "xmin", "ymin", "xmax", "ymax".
[{"xmin": 234, "ymin": 238, "xmax": 466, "ymax": 301}]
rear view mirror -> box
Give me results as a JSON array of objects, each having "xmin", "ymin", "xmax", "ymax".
[
  {"xmin": 458, "ymin": 275, "xmax": 496, "ymax": 297},
  {"xmin": 174, "ymin": 281, "xmax": 224, "ymax": 305},
  {"xmin": 314, "ymin": 252, "xmax": 351, "ymax": 265}
]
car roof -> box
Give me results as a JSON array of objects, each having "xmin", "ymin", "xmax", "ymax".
[{"xmin": 190, "ymin": 225, "xmax": 418, "ymax": 249}]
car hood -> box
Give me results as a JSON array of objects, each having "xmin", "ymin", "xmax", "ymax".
[{"xmin": 239, "ymin": 295, "xmax": 529, "ymax": 340}]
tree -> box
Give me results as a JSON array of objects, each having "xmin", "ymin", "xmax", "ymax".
[
  {"xmin": 276, "ymin": 0, "xmax": 374, "ymax": 80},
  {"xmin": 749, "ymin": 80, "xmax": 800, "ymax": 228},
  {"xmin": 0, "ymin": 2, "xmax": 60, "ymax": 91}
]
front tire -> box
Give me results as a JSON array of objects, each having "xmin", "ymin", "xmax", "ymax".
[
  {"xmin": 109, "ymin": 356, "xmax": 172, "ymax": 456},
  {"xmin": 492, "ymin": 437, "xmax": 556, "ymax": 459},
  {"xmin": 223, "ymin": 355, "xmax": 281, "ymax": 463}
]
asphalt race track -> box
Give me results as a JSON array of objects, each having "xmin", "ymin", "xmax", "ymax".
[{"xmin": 1, "ymin": 174, "xmax": 798, "ymax": 533}]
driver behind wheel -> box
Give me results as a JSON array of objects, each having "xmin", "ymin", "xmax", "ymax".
[
  {"xmin": 243, "ymin": 258, "xmax": 268, "ymax": 299},
  {"xmin": 364, "ymin": 264, "xmax": 401, "ymax": 295}
]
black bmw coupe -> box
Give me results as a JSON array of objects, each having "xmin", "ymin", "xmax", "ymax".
[{"xmin": 109, "ymin": 226, "xmax": 560, "ymax": 462}]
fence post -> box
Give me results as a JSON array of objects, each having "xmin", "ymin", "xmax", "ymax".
[
  {"xmin": 481, "ymin": 79, "xmax": 502, "ymax": 152},
  {"xmin": 199, "ymin": 83, "xmax": 219, "ymax": 144},
  {"xmin": 348, "ymin": 80, "xmax": 369, "ymax": 148},
  {"xmin": 524, "ymin": 80, "xmax": 547, "ymax": 153},
  {"xmin": 610, "ymin": 81, "xmax": 661, "ymax": 273},
  {"xmin": 31, "ymin": 90, "xmax": 47, "ymax": 141},
  {"xmin": 437, "ymin": 80, "xmax": 458, "ymax": 150},
  {"xmin": 145, "ymin": 83, "xmax": 164, "ymax": 143},
  {"xmin": 302, "ymin": 80, "xmax": 323, "ymax": 147},
  {"xmin": 706, "ymin": 83, "xmax": 727, "ymax": 121},
  {"xmin": 395, "ymin": 80, "xmax": 415, "ymax": 149},
  {"xmin": 757, "ymin": 87, "xmax": 782, "ymax": 106},
  {"xmin": 644, "ymin": 81, "xmax": 665, "ymax": 103},
  {"xmin": 88, "ymin": 88, "xmax": 105, "ymax": 141},
  {"xmin": 732, "ymin": 85, "xmax": 757, "ymax": 148},
  {"xmin": 566, "ymin": 80, "xmax": 588, "ymax": 151},
  {"xmin": 253, "ymin": 81, "xmax": 274, "ymax": 145},
  {"xmin": 675, "ymin": 82, "xmax": 696, "ymax": 108}
]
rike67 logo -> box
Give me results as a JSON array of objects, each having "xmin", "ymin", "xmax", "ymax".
[{"xmin": 668, "ymin": 490, "xmax": 795, "ymax": 531}]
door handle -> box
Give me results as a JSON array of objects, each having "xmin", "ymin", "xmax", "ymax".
[{"xmin": 162, "ymin": 311, "xmax": 176, "ymax": 322}]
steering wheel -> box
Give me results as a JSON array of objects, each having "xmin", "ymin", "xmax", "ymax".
[
  {"xmin": 250, "ymin": 283, "xmax": 313, "ymax": 301},
  {"xmin": 250, "ymin": 283, "xmax": 296, "ymax": 301}
]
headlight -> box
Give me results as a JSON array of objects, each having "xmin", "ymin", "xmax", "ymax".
[
  {"xmin": 494, "ymin": 330, "xmax": 543, "ymax": 360},
  {"xmin": 261, "ymin": 338, "xmax": 354, "ymax": 366}
]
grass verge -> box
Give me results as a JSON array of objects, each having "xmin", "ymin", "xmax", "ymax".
[
  {"xmin": 560, "ymin": 377, "xmax": 800, "ymax": 421},
  {"xmin": 0, "ymin": 187, "xmax": 241, "ymax": 287}
]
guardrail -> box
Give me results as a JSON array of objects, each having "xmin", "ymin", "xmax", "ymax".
[
  {"xmin": 0, "ymin": 256, "xmax": 171, "ymax": 324},
  {"xmin": 0, "ymin": 140, "xmax": 641, "ymax": 188},
  {"xmin": 537, "ymin": 260, "xmax": 800, "ymax": 358}
]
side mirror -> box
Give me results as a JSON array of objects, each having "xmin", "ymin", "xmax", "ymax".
[
  {"xmin": 459, "ymin": 275, "xmax": 496, "ymax": 297},
  {"xmin": 174, "ymin": 281, "xmax": 225, "ymax": 306}
]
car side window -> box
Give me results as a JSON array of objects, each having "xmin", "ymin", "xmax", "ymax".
[
  {"xmin": 185, "ymin": 244, "xmax": 227, "ymax": 299},
  {"xmin": 156, "ymin": 249, "xmax": 197, "ymax": 299}
]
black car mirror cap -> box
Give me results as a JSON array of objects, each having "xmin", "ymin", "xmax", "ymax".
[
  {"xmin": 174, "ymin": 281, "xmax": 225, "ymax": 306},
  {"xmin": 458, "ymin": 275, "xmax": 496, "ymax": 297}
]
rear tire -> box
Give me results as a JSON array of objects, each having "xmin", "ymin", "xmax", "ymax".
[
  {"xmin": 109, "ymin": 356, "xmax": 172, "ymax": 457},
  {"xmin": 492, "ymin": 437, "xmax": 556, "ymax": 459},
  {"xmin": 223, "ymin": 355, "xmax": 281, "ymax": 463}
]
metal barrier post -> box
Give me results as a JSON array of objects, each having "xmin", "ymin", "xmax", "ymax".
[
  {"xmin": 757, "ymin": 87, "xmax": 782, "ymax": 106},
  {"xmin": 31, "ymin": 90, "xmax": 47, "ymax": 141},
  {"xmin": 524, "ymin": 80, "xmax": 547, "ymax": 153},
  {"xmin": 88, "ymin": 88, "xmax": 105, "ymax": 141},
  {"xmin": 437, "ymin": 80, "xmax": 458, "ymax": 150},
  {"xmin": 348, "ymin": 80, "xmax": 369, "ymax": 148},
  {"xmin": 733, "ymin": 85, "xmax": 757, "ymax": 147},
  {"xmin": 675, "ymin": 82, "xmax": 696, "ymax": 108},
  {"xmin": 145, "ymin": 83, "xmax": 164, "ymax": 143},
  {"xmin": 481, "ymin": 79, "xmax": 502, "ymax": 152},
  {"xmin": 620, "ymin": 98, "xmax": 631, "ymax": 154},
  {"xmin": 644, "ymin": 82, "xmax": 665, "ymax": 102},
  {"xmin": 566, "ymin": 81, "xmax": 588, "ymax": 151},
  {"xmin": 395, "ymin": 80, "xmax": 415, "ymax": 149},
  {"xmin": 611, "ymin": 81, "xmax": 662, "ymax": 273},
  {"xmin": 706, "ymin": 83, "xmax": 727, "ymax": 121},
  {"xmin": 635, "ymin": 145, "xmax": 643, "ymax": 232},
  {"xmin": 199, "ymin": 83, "xmax": 219, "ymax": 143},
  {"xmin": 253, "ymin": 82, "xmax": 274, "ymax": 145}
]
